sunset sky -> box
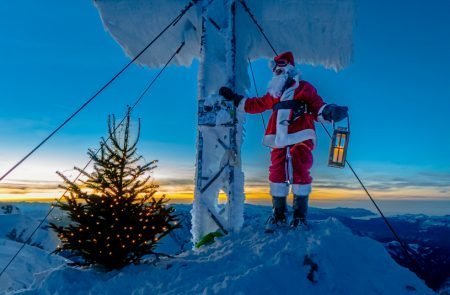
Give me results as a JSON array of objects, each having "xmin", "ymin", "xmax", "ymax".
[{"xmin": 1, "ymin": 1, "xmax": 449, "ymax": 214}]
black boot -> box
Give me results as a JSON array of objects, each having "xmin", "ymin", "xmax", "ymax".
[
  {"xmin": 265, "ymin": 196, "xmax": 287, "ymax": 233},
  {"xmin": 291, "ymin": 195, "xmax": 309, "ymax": 229}
]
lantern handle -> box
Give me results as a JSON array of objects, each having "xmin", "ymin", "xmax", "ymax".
[
  {"xmin": 331, "ymin": 114, "xmax": 350, "ymax": 132},
  {"xmin": 347, "ymin": 114, "xmax": 351, "ymax": 133}
]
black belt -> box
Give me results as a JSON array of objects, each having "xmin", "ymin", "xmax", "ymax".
[
  {"xmin": 273, "ymin": 100, "xmax": 306, "ymax": 112},
  {"xmin": 273, "ymin": 100, "xmax": 308, "ymax": 125}
]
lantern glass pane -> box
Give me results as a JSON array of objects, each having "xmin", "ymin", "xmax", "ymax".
[
  {"xmin": 328, "ymin": 128, "xmax": 349, "ymax": 168},
  {"xmin": 339, "ymin": 134, "xmax": 346, "ymax": 148}
]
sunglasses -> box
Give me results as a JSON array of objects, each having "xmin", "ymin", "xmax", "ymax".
[
  {"xmin": 274, "ymin": 68, "xmax": 284, "ymax": 75},
  {"xmin": 273, "ymin": 59, "xmax": 288, "ymax": 74}
]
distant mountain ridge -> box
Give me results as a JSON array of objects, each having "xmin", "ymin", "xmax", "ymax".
[{"xmin": 0, "ymin": 203, "xmax": 447, "ymax": 293}]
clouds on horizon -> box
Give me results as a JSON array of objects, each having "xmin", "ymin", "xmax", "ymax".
[{"xmin": 1, "ymin": 169, "xmax": 449, "ymax": 201}]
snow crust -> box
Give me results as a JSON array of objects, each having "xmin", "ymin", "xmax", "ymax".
[{"xmin": 6, "ymin": 205, "xmax": 433, "ymax": 295}]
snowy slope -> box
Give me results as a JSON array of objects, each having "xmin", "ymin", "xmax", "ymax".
[
  {"xmin": 0, "ymin": 239, "xmax": 66, "ymax": 294},
  {"xmin": 9, "ymin": 206, "xmax": 433, "ymax": 295},
  {"xmin": 0, "ymin": 203, "xmax": 59, "ymax": 252},
  {"xmin": 0, "ymin": 205, "xmax": 20, "ymax": 215},
  {"xmin": 0, "ymin": 204, "xmax": 66, "ymax": 293}
]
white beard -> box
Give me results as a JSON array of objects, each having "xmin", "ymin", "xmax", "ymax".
[{"xmin": 267, "ymin": 72, "xmax": 289, "ymax": 98}]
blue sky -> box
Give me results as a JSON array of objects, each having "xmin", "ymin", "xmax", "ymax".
[{"xmin": 0, "ymin": 0, "xmax": 450, "ymax": 206}]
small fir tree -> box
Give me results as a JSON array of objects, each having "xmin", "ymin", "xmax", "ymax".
[{"xmin": 50, "ymin": 111, "xmax": 179, "ymax": 269}]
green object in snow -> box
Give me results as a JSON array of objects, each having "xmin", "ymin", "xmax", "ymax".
[{"xmin": 195, "ymin": 231, "xmax": 224, "ymax": 248}]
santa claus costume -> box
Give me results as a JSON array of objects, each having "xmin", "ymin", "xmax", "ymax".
[{"xmin": 220, "ymin": 52, "xmax": 348, "ymax": 231}]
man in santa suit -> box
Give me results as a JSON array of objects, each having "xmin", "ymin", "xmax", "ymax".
[{"xmin": 219, "ymin": 51, "xmax": 348, "ymax": 232}]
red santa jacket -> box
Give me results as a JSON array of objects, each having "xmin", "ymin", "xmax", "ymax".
[{"xmin": 238, "ymin": 79, "xmax": 328, "ymax": 148}]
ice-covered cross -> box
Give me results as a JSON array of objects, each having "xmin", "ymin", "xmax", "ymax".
[{"xmin": 95, "ymin": 0, "xmax": 355, "ymax": 243}]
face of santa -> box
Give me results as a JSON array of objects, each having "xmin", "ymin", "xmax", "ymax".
[{"xmin": 267, "ymin": 65, "xmax": 296, "ymax": 98}]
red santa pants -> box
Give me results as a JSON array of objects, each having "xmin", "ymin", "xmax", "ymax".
[{"xmin": 269, "ymin": 140, "xmax": 314, "ymax": 197}]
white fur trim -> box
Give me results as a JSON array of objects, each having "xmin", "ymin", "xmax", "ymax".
[
  {"xmin": 274, "ymin": 108, "xmax": 290, "ymax": 146},
  {"xmin": 286, "ymin": 148, "xmax": 293, "ymax": 183},
  {"xmin": 280, "ymin": 83, "xmax": 297, "ymax": 102},
  {"xmin": 317, "ymin": 104, "xmax": 329, "ymax": 123},
  {"xmin": 292, "ymin": 184, "xmax": 312, "ymax": 196},
  {"xmin": 263, "ymin": 129, "xmax": 316, "ymax": 148},
  {"xmin": 270, "ymin": 182, "xmax": 289, "ymax": 197},
  {"xmin": 237, "ymin": 97, "xmax": 247, "ymax": 112},
  {"xmin": 273, "ymin": 79, "xmax": 299, "ymax": 147}
]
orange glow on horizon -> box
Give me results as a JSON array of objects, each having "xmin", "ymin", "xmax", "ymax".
[{"xmin": 1, "ymin": 184, "xmax": 448, "ymax": 203}]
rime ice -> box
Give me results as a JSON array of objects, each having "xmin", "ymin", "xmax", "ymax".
[{"xmin": 94, "ymin": 0, "xmax": 355, "ymax": 242}]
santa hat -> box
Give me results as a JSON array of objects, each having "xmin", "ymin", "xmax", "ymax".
[{"xmin": 269, "ymin": 51, "xmax": 295, "ymax": 71}]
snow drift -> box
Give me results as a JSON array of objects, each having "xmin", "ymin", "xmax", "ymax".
[
  {"xmin": 0, "ymin": 204, "xmax": 66, "ymax": 293},
  {"xmin": 0, "ymin": 239, "xmax": 66, "ymax": 293},
  {"xmin": 8, "ymin": 205, "xmax": 433, "ymax": 295}
]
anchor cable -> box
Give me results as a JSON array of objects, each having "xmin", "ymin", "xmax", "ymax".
[
  {"xmin": 238, "ymin": 0, "xmax": 423, "ymax": 273},
  {"xmin": 238, "ymin": 0, "xmax": 278, "ymax": 56},
  {"xmin": 248, "ymin": 58, "xmax": 266, "ymax": 130},
  {"xmin": 0, "ymin": 0, "xmax": 198, "ymax": 183},
  {"xmin": 0, "ymin": 41, "xmax": 186, "ymax": 279}
]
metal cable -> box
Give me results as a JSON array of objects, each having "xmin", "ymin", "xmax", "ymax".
[
  {"xmin": 237, "ymin": 0, "xmax": 278, "ymax": 56},
  {"xmin": 320, "ymin": 122, "xmax": 422, "ymax": 272},
  {"xmin": 0, "ymin": 0, "xmax": 198, "ymax": 183},
  {"xmin": 239, "ymin": 0, "xmax": 422, "ymax": 273},
  {"xmin": 0, "ymin": 41, "xmax": 186, "ymax": 278},
  {"xmin": 248, "ymin": 58, "xmax": 266, "ymax": 130}
]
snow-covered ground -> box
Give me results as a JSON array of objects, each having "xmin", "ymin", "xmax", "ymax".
[
  {"xmin": 0, "ymin": 203, "xmax": 436, "ymax": 294},
  {"xmin": 0, "ymin": 239, "xmax": 66, "ymax": 293},
  {"xmin": 0, "ymin": 204, "xmax": 59, "ymax": 252},
  {"xmin": 0, "ymin": 204, "xmax": 67, "ymax": 293}
]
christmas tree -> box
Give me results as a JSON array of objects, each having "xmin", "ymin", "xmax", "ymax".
[{"xmin": 50, "ymin": 110, "xmax": 179, "ymax": 269}]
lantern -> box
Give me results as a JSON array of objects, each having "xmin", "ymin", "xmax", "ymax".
[{"xmin": 328, "ymin": 118, "xmax": 350, "ymax": 168}]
